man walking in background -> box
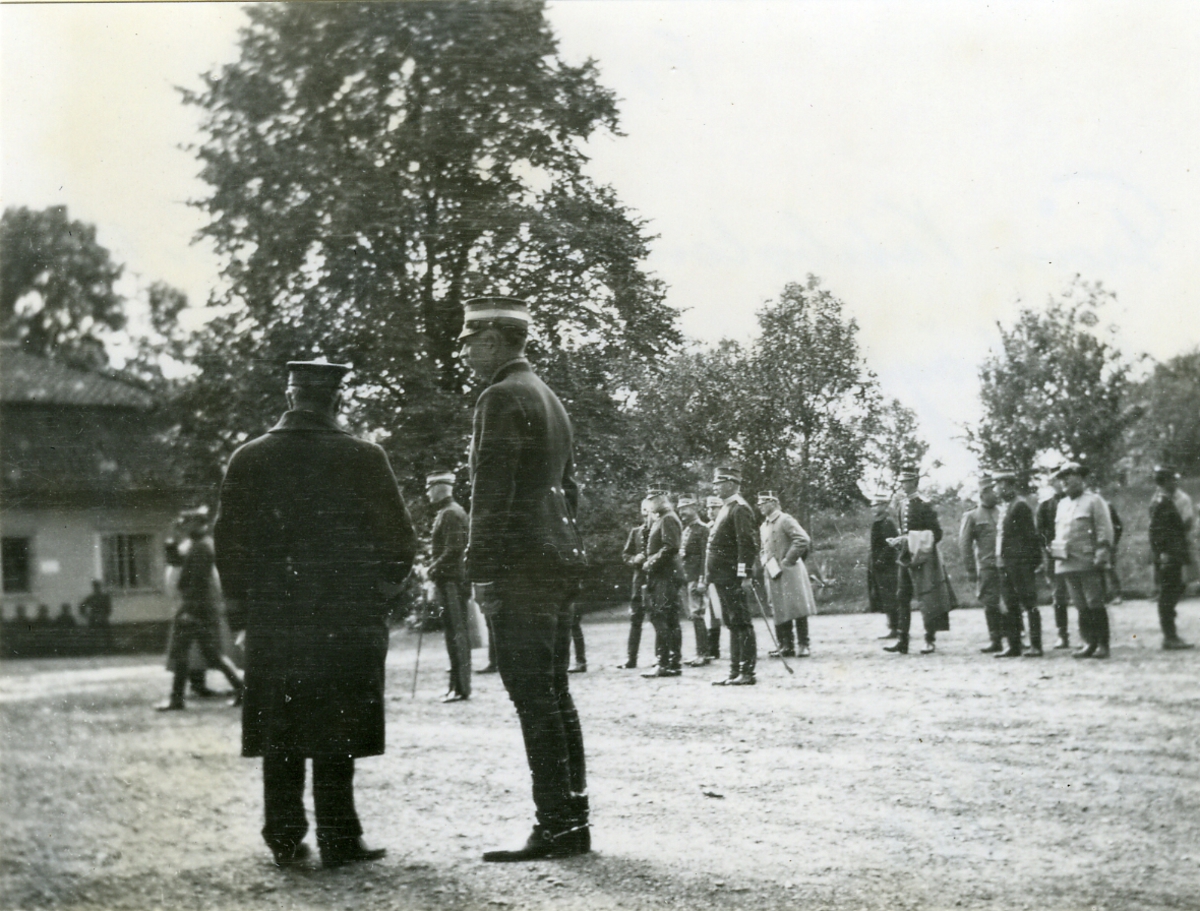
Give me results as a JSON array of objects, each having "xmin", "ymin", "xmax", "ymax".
[
  {"xmin": 707, "ymin": 466, "xmax": 759, "ymax": 686},
  {"xmin": 959, "ymin": 477, "xmax": 1006, "ymax": 655},
  {"xmin": 459, "ymin": 297, "xmax": 590, "ymax": 861},
  {"xmin": 215, "ymin": 360, "xmax": 417, "ymax": 868},
  {"xmin": 1149, "ymin": 465, "xmax": 1195, "ymax": 650},
  {"xmin": 426, "ymin": 470, "xmax": 472, "ymax": 703}
]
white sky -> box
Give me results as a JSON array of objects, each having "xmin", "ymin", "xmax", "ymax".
[{"xmin": 4, "ymin": 1, "xmax": 1200, "ymax": 483}]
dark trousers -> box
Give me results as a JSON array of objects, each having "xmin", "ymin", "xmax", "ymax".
[
  {"xmin": 775, "ymin": 617, "xmax": 809, "ymax": 653},
  {"xmin": 977, "ymin": 567, "xmax": 1003, "ymax": 645},
  {"xmin": 167, "ymin": 615, "xmax": 241, "ymax": 702},
  {"xmin": 692, "ymin": 616, "xmax": 710, "ymax": 657},
  {"xmin": 493, "ymin": 580, "xmax": 587, "ymax": 830},
  {"xmin": 437, "ymin": 580, "xmax": 471, "ymax": 697},
  {"xmin": 1156, "ymin": 563, "xmax": 1186, "ymax": 640},
  {"xmin": 1048, "ymin": 568, "xmax": 1071, "ymax": 635},
  {"xmin": 648, "ymin": 611, "xmax": 682, "ymax": 670},
  {"xmin": 570, "ymin": 607, "xmax": 586, "ymax": 665},
  {"xmin": 715, "ymin": 579, "xmax": 756, "ymax": 677},
  {"xmin": 262, "ymin": 752, "xmax": 361, "ymax": 853},
  {"xmin": 896, "ymin": 569, "xmax": 937, "ymax": 644},
  {"xmin": 1001, "ymin": 563, "xmax": 1041, "ymax": 650},
  {"xmin": 626, "ymin": 598, "xmax": 647, "ymax": 665},
  {"xmin": 1063, "ymin": 569, "xmax": 1111, "ymax": 648}
]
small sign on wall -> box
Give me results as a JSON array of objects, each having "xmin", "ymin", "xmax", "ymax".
[{"xmin": 38, "ymin": 559, "xmax": 61, "ymax": 575}]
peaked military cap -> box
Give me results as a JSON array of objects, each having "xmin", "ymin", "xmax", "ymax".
[
  {"xmin": 287, "ymin": 359, "xmax": 351, "ymax": 388},
  {"xmin": 896, "ymin": 466, "xmax": 921, "ymax": 482},
  {"xmin": 756, "ymin": 490, "xmax": 780, "ymax": 504},
  {"xmin": 1153, "ymin": 464, "xmax": 1180, "ymax": 481},
  {"xmin": 713, "ymin": 465, "xmax": 742, "ymax": 483},
  {"xmin": 677, "ymin": 495, "xmax": 699, "ymax": 509},
  {"xmin": 871, "ymin": 492, "xmax": 894, "ymax": 506},
  {"xmin": 990, "ymin": 469, "xmax": 1017, "ymax": 482},
  {"xmin": 1054, "ymin": 461, "xmax": 1088, "ymax": 479},
  {"xmin": 978, "ymin": 473, "xmax": 996, "ymax": 489},
  {"xmin": 425, "ymin": 471, "xmax": 456, "ymax": 490},
  {"xmin": 646, "ymin": 487, "xmax": 670, "ymax": 499},
  {"xmin": 705, "ymin": 496, "xmax": 725, "ymax": 509},
  {"xmin": 457, "ymin": 296, "xmax": 532, "ymax": 340}
]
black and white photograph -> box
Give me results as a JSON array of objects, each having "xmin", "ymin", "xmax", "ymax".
[{"xmin": 2, "ymin": 2, "xmax": 1199, "ymax": 909}]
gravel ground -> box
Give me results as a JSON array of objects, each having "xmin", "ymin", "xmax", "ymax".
[{"xmin": 2, "ymin": 599, "xmax": 1199, "ymax": 911}]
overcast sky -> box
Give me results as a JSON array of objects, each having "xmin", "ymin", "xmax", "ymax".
[{"xmin": 4, "ymin": 1, "xmax": 1199, "ymax": 483}]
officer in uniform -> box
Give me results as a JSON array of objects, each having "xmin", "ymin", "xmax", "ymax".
[
  {"xmin": 1149, "ymin": 465, "xmax": 1195, "ymax": 650},
  {"xmin": 616, "ymin": 501, "xmax": 652, "ymax": 669},
  {"xmin": 1051, "ymin": 462, "xmax": 1115, "ymax": 659},
  {"xmin": 703, "ymin": 495, "xmax": 725, "ymax": 659},
  {"xmin": 994, "ymin": 470, "xmax": 1044, "ymax": 657},
  {"xmin": 868, "ymin": 494, "xmax": 901, "ymax": 639},
  {"xmin": 641, "ymin": 489, "xmax": 685, "ymax": 678},
  {"xmin": 959, "ymin": 477, "xmax": 1006, "ymax": 654},
  {"xmin": 706, "ymin": 466, "xmax": 759, "ymax": 686},
  {"xmin": 884, "ymin": 467, "xmax": 948, "ymax": 655},
  {"xmin": 459, "ymin": 297, "xmax": 590, "ymax": 862},
  {"xmin": 214, "ymin": 360, "xmax": 417, "ymax": 868},
  {"xmin": 757, "ymin": 491, "xmax": 816, "ymax": 658},
  {"xmin": 1036, "ymin": 470, "xmax": 1072, "ymax": 649},
  {"xmin": 426, "ymin": 471, "xmax": 472, "ymax": 702},
  {"xmin": 678, "ymin": 496, "xmax": 712, "ymax": 665}
]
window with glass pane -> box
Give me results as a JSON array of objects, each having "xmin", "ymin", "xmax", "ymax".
[
  {"xmin": 101, "ymin": 534, "xmax": 154, "ymax": 591},
  {"xmin": 2, "ymin": 537, "xmax": 32, "ymax": 593}
]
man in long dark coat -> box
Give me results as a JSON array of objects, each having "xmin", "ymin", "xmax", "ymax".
[
  {"xmin": 459, "ymin": 298, "xmax": 590, "ymax": 862},
  {"xmin": 1149, "ymin": 464, "xmax": 1195, "ymax": 650},
  {"xmin": 426, "ymin": 470, "xmax": 472, "ymax": 702},
  {"xmin": 214, "ymin": 360, "xmax": 417, "ymax": 869},
  {"xmin": 616, "ymin": 502, "xmax": 651, "ymax": 669},
  {"xmin": 706, "ymin": 465, "xmax": 760, "ymax": 685}
]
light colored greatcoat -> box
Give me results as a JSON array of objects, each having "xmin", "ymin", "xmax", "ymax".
[{"xmin": 759, "ymin": 510, "xmax": 817, "ymax": 621}]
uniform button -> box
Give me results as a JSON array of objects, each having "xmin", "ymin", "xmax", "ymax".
[{"xmin": 562, "ymin": 517, "xmax": 569, "ymax": 523}]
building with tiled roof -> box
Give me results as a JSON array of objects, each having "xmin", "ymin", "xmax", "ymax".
[{"xmin": 2, "ymin": 345, "xmax": 188, "ymax": 637}]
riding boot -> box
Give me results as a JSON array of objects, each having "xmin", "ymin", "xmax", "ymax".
[
  {"xmin": 727, "ymin": 628, "xmax": 742, "ymax": 680},
  {"xmin": 795, "ymin": 616, "xmax": 809, "ymax": 650},
  {"xmin": 1027, "ymin": 608, "xmax": 1043, "ymax": 653},
  {"xmin": 1096, "ymin": 609, "xmax": 1111, "ymax": 649},
  {"xmin": 627, "ymin": 617, "xmax": 642, "ymax": 667},
  {"xmin": 1158, "ymin": 601, "xmax": 1179, "ymax": 641},
  {"xmin": 708, "ymin": 622, "xmax": 722, "ymax": 660},
  {"xmin": 693, "ymin": 617, "xmax": 709, "ymax": 658},
  {"xmin": 740, "ymin": 626, "xmax": 758, "ymax": 679},
  {"xmin": 775, "ymin": 621, "xmax": 795, "ymax": 655}
]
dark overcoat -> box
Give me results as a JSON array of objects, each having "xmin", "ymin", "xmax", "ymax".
[
  {"xmin": 214, "ymin": 410, "xmax": 417, "ymax": 758},
  {"xmin": 868, "ymin": 516, "xmax": 900, "ymax": 614},
  {"xmin": 467, "ymin": 359, "xmax": 585, "ymax": 587},
  {"xmin": 705, "ymin": 495, "xmax": 759, "ymax": 585},
  {"xmin": 999, "ymin": 498, "xmax": 1041, "ymax": 568}
]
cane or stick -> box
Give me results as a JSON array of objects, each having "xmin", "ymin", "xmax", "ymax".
[
  {"xmin": 748, "ymin": 580, "xmax": 794, "ymax": 675},
  {"xmin": 411, "ymin": 620, "xmax": 424, "ymax": 698}
]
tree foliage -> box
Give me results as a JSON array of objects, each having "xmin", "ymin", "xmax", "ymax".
[
  {"xmin": 863, "ymin": 398, "xmax": 930, "ymax": 494},
  {"xmin": 1124, "ymin": 347, "xmax": 1200, "ymax": 478},
  {"xmin": 631, "ymin": 277, "xmax": 890, "ymax": 521},
  {"xmin": 176, "ymin": 0, "xmax": 677, "ymax": 496},
  {"xmin": 0, "ymin": 206, "xmax": 125, "ymax": 370},
  {"xmin": 968, "ymin": 276, "xmax": 1134, "ymax": 484}
]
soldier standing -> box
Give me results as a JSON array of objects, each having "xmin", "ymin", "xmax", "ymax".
[
  {"xmin": 756, "ymin": 492, "xmax": 816, "ymax": 658},
  {"xmin": 703, "ymin": 495, "xmax": 725, "ymax": 659},
  {"xmin": 678, "ymin": 496, "xmax": 712, "ymax": 665},
  {"xmin": 868, "ymin": 495, "xmax": 901, "ymax": 639},
  {"xmin": 459, "ymin": 298, "xmax": 590, "ymax": 861},
  {"xmin": 641, "ymin": 490, "xmax": 684, "ymax": 678},
  {"xmin": 706, "ymin": 466, "xmax": 759, "ymax": 686},
  {"xmin": 616, "ymin": 501, "xmax": 651, "ymax": 669},
  {"xmin": 994, "ymin": 471, "xmax": 1045, "ymax": 657},
  {"xmin": 884, "ymin": 467, "xmax": 950, "ymax": 655},
  {"xmin": 1051, "ymin": 462, "xmax": 1115, "ymax": 659},
  {"xmin": 426, "ymin": 471, "xmax": 472, "ymax": 703},
  {"xmin": 214, "ymin": 360, "xmax": 417, "ymax": 868},
  {"xmin": 959, "ymin": 478, "xmax": 1007, "ymax": 654},
  {"xmin": 1036, "ymin": 471, "xmax": 1072, "ymax": 649},
  {"xmin": 1149, "ymin": 465, "xmax": 1195, "ymax": 650}
]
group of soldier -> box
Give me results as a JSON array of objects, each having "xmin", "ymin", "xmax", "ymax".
[{"xmin": 150, "ymin": 292, "xmax": 1194, "ymax": 872}]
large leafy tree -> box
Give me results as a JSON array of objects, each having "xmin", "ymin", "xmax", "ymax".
[
  {"xmin": 631, "ymin": 277, "xmax": 884, "ymax": 522},
  {"xmin": 968, "ymin": 276, "xmax": 1134, "ymax": 483},
  {"xmin": 862, "ymin": 398, "xmax": 929, "ymax": 495},
  {"xmin": 1124, "ymin": 348, "xmax": 1200, "ymax": 478},
  {"xmin": 178, "ymin": 0, "xmax": 675, "ymax": 499},
  {"xmin": 0, "ymin": 206, "xmax": 125, "ymax": 370}
]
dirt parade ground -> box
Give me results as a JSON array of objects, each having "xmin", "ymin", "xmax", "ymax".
[{"xmin": 2, "ymin": 600, "xmax": 1199, "ymax": 911}]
